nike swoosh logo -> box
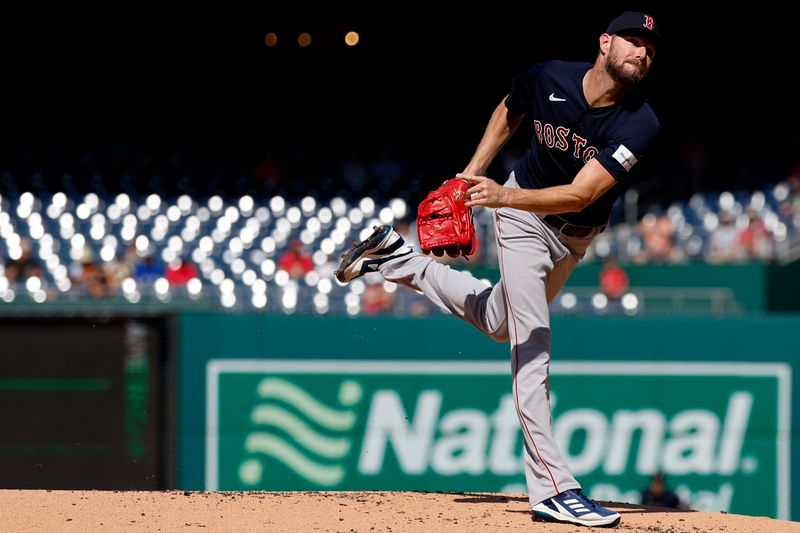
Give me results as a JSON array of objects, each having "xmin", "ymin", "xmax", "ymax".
[{"xmin": 549, "ymin": 93, "xmax": 566, "ymax": 102}]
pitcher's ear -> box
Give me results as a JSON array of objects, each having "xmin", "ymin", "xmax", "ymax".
[{"xmin": 599, "ymin": 33, "xmax": 612, "ymax": 55}]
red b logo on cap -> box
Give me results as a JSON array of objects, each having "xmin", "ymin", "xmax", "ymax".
[{"xmin": 643, "ymin": 14, "xmax": 655, "ymax": 30}]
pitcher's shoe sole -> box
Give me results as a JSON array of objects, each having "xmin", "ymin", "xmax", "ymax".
[{"xmin": 334, "ymin": 225, "xmax": 411, "ymax": 282}]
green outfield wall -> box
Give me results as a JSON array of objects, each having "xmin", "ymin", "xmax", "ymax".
[{"xmin": 177, "ymin": 313, "xmax": 799, "ymax": 520}]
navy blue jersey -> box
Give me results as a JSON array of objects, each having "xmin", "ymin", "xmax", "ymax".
[{"xmin": 505, "ymin": 60, "xmax": 660, "ymax": 226}]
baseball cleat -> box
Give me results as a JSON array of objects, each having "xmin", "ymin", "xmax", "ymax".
[
  {"xmin": 335, "ymin": 225, "xmax": 412, "ymax": 283},
  {"xmin": 532, "ymin": 489, "xmax": 620, "ymax": 528}
]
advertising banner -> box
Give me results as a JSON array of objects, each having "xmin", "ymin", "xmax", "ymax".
[{"xmin": 205, "ymin": 360, "xmax": 790, "ymax": 519}]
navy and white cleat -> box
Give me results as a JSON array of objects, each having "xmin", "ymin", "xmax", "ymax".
[
  {"xmin": 335, "ymin": 225, "xmax": 412, "ymax": 283},
  {"xmin": 532, "ymin": 489, "xmax": 621, "ymax": 528}
]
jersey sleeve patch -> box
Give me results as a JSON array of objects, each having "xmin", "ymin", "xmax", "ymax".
[{"xmin": 612, "ymin": 144, "xmax": 638, "ymax": 171}]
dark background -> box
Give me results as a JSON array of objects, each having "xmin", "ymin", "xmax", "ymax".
[{"xmin": 0, "ymin": 4, "xmax": 796, "ymax": 206}]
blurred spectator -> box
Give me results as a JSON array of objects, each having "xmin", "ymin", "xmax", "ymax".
[
  {"xmin": 737, "ymin": 211, "xmax": 773, "ymax": 261},
  {"xmin": 165, "ymin": 256, "xmax": 199, "ymax": 286},
  {"xmin": 71, "ymin": 249, "xmax": 110, "ymax": 298},
  {"xmin": 134, "ymin": 254, "xmax": 163, "ymax": 287},
  {"xmin": 394, "ymin": 285, "xmax": 434, "ymax": 316},
  {"xmin": 4, "ymin": 238, "xmax": 42, "ymax": 285},
  {"xmin": 361, "ymin": 272, "xmax": 395, "ymax": 315},
  {"xmin": 103, "ymin": 243, "xmax": 138, "ymax": 293},
  {"xmin": 636, "ymin": 214, "xmax": 678, "ymax": 263},
  {"xmin": 278, "ymin": 239, "xmax": 313, "ymax": 279},
  {"xmin": 599, "ymin": 257, "xmax": 629, "ymax": 300},
  {"xmin": 706, "ymin": 212, "xmax": 746, "ymax": 263},
  {"xmin": 641, "ymin": 472, "xmax": 683, "ymax": 509}
]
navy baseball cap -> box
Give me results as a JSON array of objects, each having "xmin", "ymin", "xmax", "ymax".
[{"xmin": 606, "ymin": 11, "xmax": 665, "ymax": 48}]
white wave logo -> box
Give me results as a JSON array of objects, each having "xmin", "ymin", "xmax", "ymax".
[{"xmin": 238, "ymin": 378, "xmax": 363, "ymax": 487}]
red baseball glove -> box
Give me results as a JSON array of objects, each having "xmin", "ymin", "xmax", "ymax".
[{"xmin": 417, "ymin": 178, "xmax": 477, "ymax": 258}]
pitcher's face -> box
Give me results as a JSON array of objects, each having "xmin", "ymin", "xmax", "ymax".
[{"xmin": 604, "ymin": 33, "xmax": 656, "ymax": 85}]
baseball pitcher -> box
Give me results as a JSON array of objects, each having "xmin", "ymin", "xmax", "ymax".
[{"xmin": 336, "ymin": 11, "xmax": 664, "ymax": 528}]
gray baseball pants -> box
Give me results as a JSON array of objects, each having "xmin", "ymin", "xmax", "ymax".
[{"xmin": 378, "ymin": 172, "xmax": 601, "ymax": 507}]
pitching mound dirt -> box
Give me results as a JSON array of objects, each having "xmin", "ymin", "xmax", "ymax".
[{"xmin": 2, "ymin": 490, "xmax": 797, "ymax": 532}]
